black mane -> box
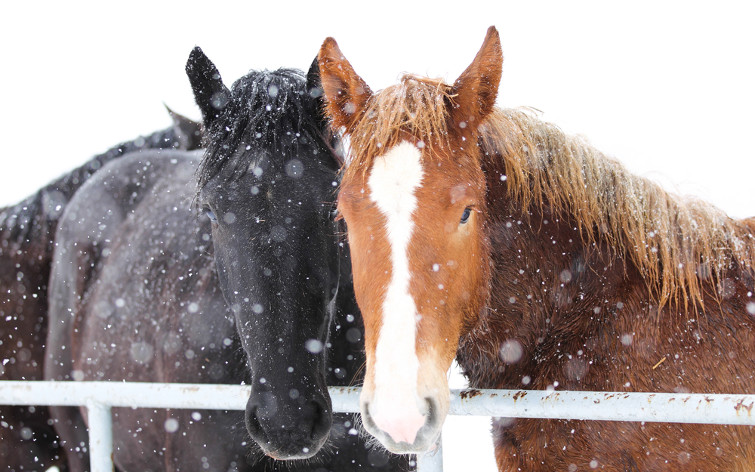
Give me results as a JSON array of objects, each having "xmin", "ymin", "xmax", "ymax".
[
  {"xmin": 0, "ymin": 126, "xmax": 195, "ymax": 248},
  {"xmin": 196, "ymin": 68, "xmax": 336, "ymax": 191}
]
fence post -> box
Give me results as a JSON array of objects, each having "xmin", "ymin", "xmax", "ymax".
[
  {"xmin": 86, "ymin": 401, "xmax": 114, "ymax": 472},
  {"xmin": 416, "ymin": 434, "xmax": 443, "ymax": 472}
]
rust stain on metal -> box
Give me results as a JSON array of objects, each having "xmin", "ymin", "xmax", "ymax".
[
  {"xmin": 734, "ymin": 399, "xmax": 754, "ymax": 416},
  {"xmin": 512, "ymin": 391, "xmax": 528, "ymax": 401},
  {"xmin": 460, "ymin": 389, "xmax": 482, "ymax": 400}
]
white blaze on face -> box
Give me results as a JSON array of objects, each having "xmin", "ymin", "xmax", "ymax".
[{"xmin": 366, "ymin": 141, "xmax": 427, "ymax": 444}]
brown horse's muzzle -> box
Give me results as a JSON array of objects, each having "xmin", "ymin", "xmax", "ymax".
[{"xmin": 360, "ymin": 394, "xmax": 445, "ymax": 454}]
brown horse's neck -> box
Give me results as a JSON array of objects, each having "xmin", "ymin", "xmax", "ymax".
[
  {"xmin": 458, "ymin": 162, "xmax": 755, "ymax": 395},
  {"xmin": 458, "ymin": 183, "xmax": 635, "ymax": 389},
  {"xmin": 454, "ymin": 147, "xmax": 755, "ymax": 471},
  {"xmin": 454, "ymin": 109, "xmax": 755, "ymax": 394}
]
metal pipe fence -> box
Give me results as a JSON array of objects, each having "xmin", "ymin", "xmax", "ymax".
[{"xmin": 1, "ymin": 381, "xmax": 753, "ymax": 472}]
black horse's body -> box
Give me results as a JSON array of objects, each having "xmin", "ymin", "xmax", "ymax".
[
  {"xmin": 45, "ymin": 51, "xmax": 411, "ymax": 471},
  {"xmin": 0, "ymin": 114, "xmax": 201, "ymax": 472}
]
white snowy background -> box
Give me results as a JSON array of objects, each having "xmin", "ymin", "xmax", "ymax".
[{"xmin": 2, "ymin": 1, "xmax": 754, "ymax": 470}]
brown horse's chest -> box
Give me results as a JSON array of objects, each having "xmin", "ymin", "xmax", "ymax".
[
  {"xmin": 459, "ymin": 305, "xmax": 755, "ymax": 471},
  {"xmin": 490, "ymin": 417, "xmax": 754, "ymax": 471}
]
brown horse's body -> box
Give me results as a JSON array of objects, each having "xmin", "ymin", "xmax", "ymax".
[
  {"xmin": 318, "ymin": 26, "xmax": 755, "ymax": 471},
  {"xmin": 460, "ymin": 152, "xmax": 755, "ymax": 470}
]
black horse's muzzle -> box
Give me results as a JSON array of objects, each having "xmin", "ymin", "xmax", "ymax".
[{"xmin": 244, "ymin": 385, "xmax": 332, "ymax": 459}]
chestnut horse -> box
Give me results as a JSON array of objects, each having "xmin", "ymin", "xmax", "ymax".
[{"xmin": 318, "ymin": 27, "xmax": 755, "ymax": 471}]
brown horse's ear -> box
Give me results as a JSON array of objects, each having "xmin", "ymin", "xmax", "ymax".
[
  {"xmin": 318, "ymin": 37, "xmax": 373, "ymax": 134},
  {"xmin": 449, "ymin": 26, "xmax": 502, "ymax": 129}
]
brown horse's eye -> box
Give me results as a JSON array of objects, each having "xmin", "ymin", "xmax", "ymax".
[{"xmin": 460, "ymin": 207, "xmax": 472, "ymax": 224}]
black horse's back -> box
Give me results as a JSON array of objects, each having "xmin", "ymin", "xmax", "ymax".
[
  {"xmin": 0, "ymin": 110, "xmax": 201, "ymax": 246},
  {"xmin": 0, "ymin": 113, "xmax": 201, "ymax": 472}
]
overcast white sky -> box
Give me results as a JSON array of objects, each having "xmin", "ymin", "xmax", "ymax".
[{"xmin": 2, "ymin": 1, "xmax": 754, "ymax": 469}]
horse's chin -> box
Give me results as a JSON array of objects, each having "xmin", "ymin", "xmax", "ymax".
[
  {"xmin": 264, "ymin": 451, "xmax": 319, "ymax": 461},
  {"xmin": 260, "ymin": 436, "xmax": 328, "ymax": 461},
  {"xmin": 365, "ymin": 423, "xmax": 441, "ymax": 455}
]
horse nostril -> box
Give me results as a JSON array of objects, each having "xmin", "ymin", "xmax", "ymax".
[
  {"xmin": 307, "ymin": 397, "xmax": 332, "ymax": 440},
  {"xmin": 361, "ymin": 400, "xmax": 387, "ymax": 437},
  {"xmin": 424, "ymin": 396, "xmax": 439, "ymax": 428},
  {"xmin": 244, "ymin": 404, "xmax": 262, "ymax": 436},
  {"xmin": 417, "ymin": 396, "xmax": 447, "ymax": 448}
]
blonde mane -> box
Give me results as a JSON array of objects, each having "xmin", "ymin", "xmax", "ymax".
[
  {"xmin": 481, "ymin": 108, "xmax": 755, "ymax": 307},
  {"xmin": 345, "ymin": 75, "xmax": 755, "ymax": 308}
]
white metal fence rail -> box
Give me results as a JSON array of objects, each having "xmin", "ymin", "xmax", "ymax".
[{"xmin": 1, "ymin": 381, "xmax": 754, "ymax": 471}]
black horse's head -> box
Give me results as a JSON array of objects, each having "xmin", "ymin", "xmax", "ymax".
[{"xmin": 186, "ymin": 48, "xmax": 341, "ymax": 459}]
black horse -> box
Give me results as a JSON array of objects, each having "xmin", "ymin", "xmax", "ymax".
[
  {"xmin": 0, "ymin": 111, "xmax": 201, "ymax": 472},
  {"xmin": 45, "ymin": 49, "xmax": 412, "ymax": 471}
]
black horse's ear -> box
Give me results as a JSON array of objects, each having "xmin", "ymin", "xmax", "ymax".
[
  {"xmin": 306, "ymin": 57, "xmax": 323, "ymax": 100},
  {"xmin": 164, "ymin": 104, "xmax": 203, "ymax": 150},
  {"xmin": 186, "ymin": 47, "xmax": 231, "ymax": 127}
]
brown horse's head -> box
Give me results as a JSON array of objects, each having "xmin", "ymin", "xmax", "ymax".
[{"xmin": 318, "ymin": 27, "xmax": 501, "ymax": 453}]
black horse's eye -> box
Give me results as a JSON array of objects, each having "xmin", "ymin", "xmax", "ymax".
[
  {"xmin": 205, "ymin": 208, "xmax": 218, "ymax": 223},
  {"xmin": 460, "ymin": 207, "xmax": 472, "ymax": 224}
]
